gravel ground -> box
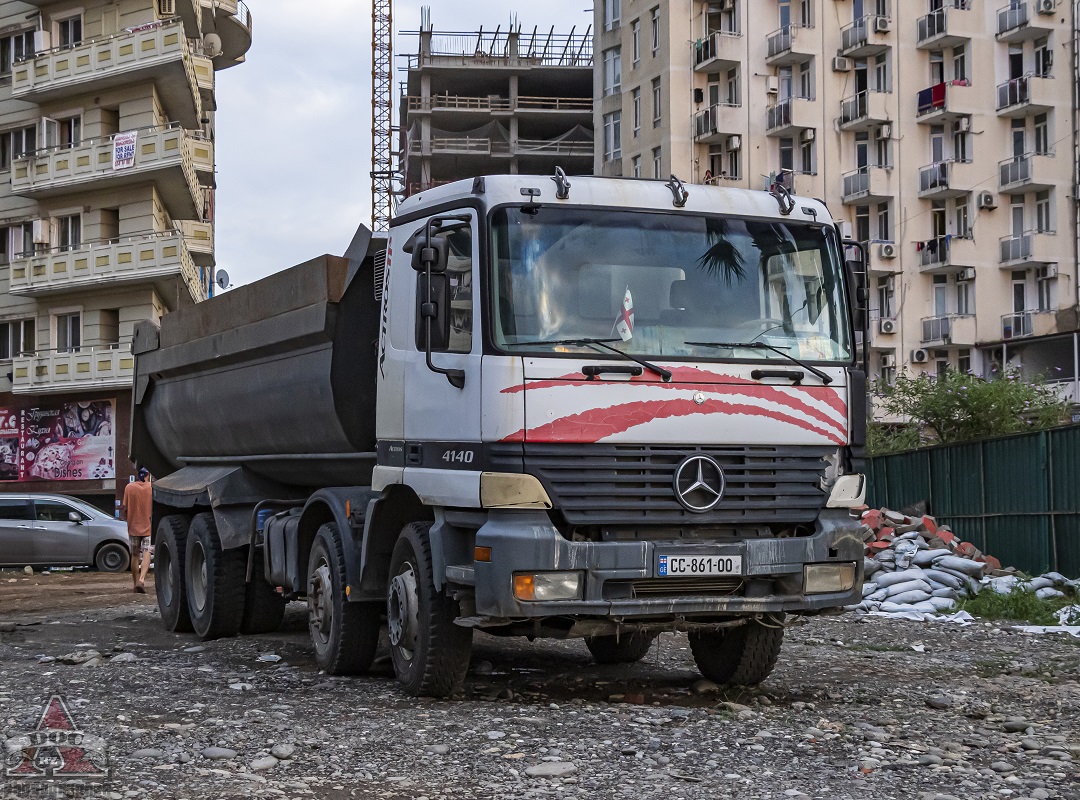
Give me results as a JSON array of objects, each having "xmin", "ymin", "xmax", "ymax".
[{"xmin": 1, "ymin": 571, "xmax": 1078, "ymax": 800}]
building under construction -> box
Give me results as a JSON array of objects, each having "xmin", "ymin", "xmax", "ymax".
[{"xmin": 400, "ymin": 14, "xmax": 594, "ymax": 197}]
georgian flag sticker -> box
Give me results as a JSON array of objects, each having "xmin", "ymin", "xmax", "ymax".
[{"xmin": 613, "ymin": 286, "xmax": 634, "ymax": 342}]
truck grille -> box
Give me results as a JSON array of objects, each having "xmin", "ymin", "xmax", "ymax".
[
  {"xmin": 604, "ymin": 577, "xmax": 744, "ymax": 600},
  {"xmin": 491, "ymin": 443, "xmax": 833, "ymax": 529}
]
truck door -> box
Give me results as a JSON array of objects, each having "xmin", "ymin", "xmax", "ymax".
[{"xmin": 399, "ymin": 209, "xmax": 484, "ymax": 505}]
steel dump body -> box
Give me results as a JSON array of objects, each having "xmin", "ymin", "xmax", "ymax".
[{"xmin": 132, "ymin": 255, "xmax": 380, "ymax": 488}]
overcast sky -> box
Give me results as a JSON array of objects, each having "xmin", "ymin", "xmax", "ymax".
[{"xmin": 214, "ymin": 0, "xmax": 592, "ymax": 286}]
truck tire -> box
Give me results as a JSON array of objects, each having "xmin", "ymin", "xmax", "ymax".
[
  {"xmin": 387, "ymin": 521, "xmax": 472, "ymax": 697},
  {"xmin": 185, "ymin": 512, "xmax": 247, "ymax": 640},
  {"xmin": 156, "ymin": 514, "xmax": 193, "ymax": 632},
  {"xmin": 240, "ymin": 580, "xmax": 287, "ymax": 635},
  {"xmin": 689, "ymin": 620, "xmax": 784, "ymax": 686},
  {"xmin": 94, "ymin": 542, "xmax": 130, "ymax": 573},
  {"xmin": 585, "ymin": 631, "xmax": 657, "ymax": 664},
  {"xmin": 307, "ymin": 523, "xmax": 380, "ymax": 674}
]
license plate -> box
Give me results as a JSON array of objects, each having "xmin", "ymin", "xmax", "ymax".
[{"xmin": 657, "ymin": 554, "xmax": 742, "ymax": 577}]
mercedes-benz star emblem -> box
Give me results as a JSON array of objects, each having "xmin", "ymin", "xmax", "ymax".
[
  {"xmin": 672, "ymin": 455, "xmax": 725, "ymax": 513},
  {"xmin": 693, "ymin": 391, "xmax": 706, "ymax": 405}
]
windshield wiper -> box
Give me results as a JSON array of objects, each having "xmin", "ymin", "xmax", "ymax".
[
  {"xmin": 514, "ymin": 338, "xmax": 672, "ymax": 382},
  {"xmin": 684, "ymin": 340, "xmax": 833, "ymax": 385}
]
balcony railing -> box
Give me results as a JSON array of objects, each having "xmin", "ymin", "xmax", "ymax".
[
  {"xmin": 996, "ymin": 74, "xmax": 1052, "ymax": 111},
  {"xmin": 694, "ymin": 103, "xmax": 740, "ymax": 139},
  {"xmin": 919, "ymin": 159, "xmax": 970, "ymax": 193},
  {"xmin": 999, "ymin": 152, "xmax": 1049, "ymax": 188},
  {"xmin": 412, "ymin": 30, "xmax": 592, "ymax": 68},
  {"xmin": 12, "ymin": 344, "xmax": 135, "ymax": 394},
  {"xmin": 921, "ymin": 315, "xmax": 956, "ymax": 343},
  {"xmin": 841, "ymin": 166, "xmax": 890, "ymax": 201},
  {"xmin": 407, "ymin": 95, "xmax": 592, "ymax": 113},
  {"xmin": 1002, "ymin": 311, "xmax": 1034, "ymax": 339},
  {"xmin": 516, "ymin": 138, "xmax": 593, "ymax": 156},
  {"xmin": 766, "ymin": 96, "xmax": 812, "ymax": 131},
  {"xmin": 840, "ymin": 13, "xmax": 891, "ymax": 53},
  {"xmin": 999, "ymin": 231, "xmax": 1055, "ymax": 263},
  {"xmin": 917, "ymin": 235, "xmax": 972, "ymax": 268},
  {"xmin": 997, "ymin": 1, "xmax": 1031, "ymax": 35},
  {"xmin": 766, "ymin": 24, "xmax": 812, "ymax": 60},
  {"xmin": 694, "ymin": 30, "xmax": 741, "ymax": 67},
  {"xmin": 839, "ymin": 90, "xmax": 888, "ymax": 126},
  {"xmin": 917, "ymin": 1, "xmax": 973, "ymax": 43}
]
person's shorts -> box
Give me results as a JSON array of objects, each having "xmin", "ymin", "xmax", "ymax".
[{"xmin": 129, "ymin": 535, "xmax": 152, "ymax": 556}]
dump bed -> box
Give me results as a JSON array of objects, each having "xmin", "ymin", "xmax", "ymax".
[{"xmin": 131, "ymin": 246, "xmax": 382, "ymax": 488}]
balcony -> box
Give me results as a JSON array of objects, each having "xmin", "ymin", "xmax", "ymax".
[
  {"xmin": 841, "ymin": 166, "xmax": 893, "ymax": 205},
  {"xmin": 406, "ymin": 95, "xmax": 590, "ymax": 115},
  {"xmin": 916, "ymin": 81, "xmax": 975, "ymax": 124},
  {"xmin": 839, "ymin": 14, "xmax": 892, "ymax": 58},
  {"xmin": 996, "ymin": 75, "xmax": 1055, "ymax": 117},
  {"xmin": 921, "ymin": 315, "xmax": 976, "ymax": 345},
  {"xmin": 918, "ymin": 159, "xmax": 976, "ymax": 199},
  {"xmin": 204, "ymin": 0, "xmax": 254, "ymax": 69},
  {"xmin": 917, "ymin": 3, "xmax": 977, "ymax": 49},
  {"xmin": 693, "ymin": 30, "xmax": 743, "ymax": 72},
  {"xmin": 515, "ymin": 138, "xmax": 593, "ymax": 159},
  {"xmin": 11, "ymin": 20, "xmax": 202, "ymax": 129},
  {"xmin": 765, "ymin": 25, "xmax": 815, "ymax": 67},
  {"xmin": 11, "ymin": 125, "xmax": 208, "ymax": 221},
  {"xmin": 999, "ymin": 231, "xmax": 1059, "ymax": 267},
  {"xmin": 996, "ymin": 1, "xmax": 1057, "ymax": 43},
  {"xmin": 192, "ymin": 55, "xmax": 215, "ymax": 109},
  {"xmin": 917, "ymin": 235, "xmax": 978, "ymax": 272},
  {"xmin": 7, "ymin": 232, "xmax": 207, "ymax": 303},
  {"xmin": 177, "ymin": 220, "xmax": 214, "ymax": 266},
  {"xmin": 693, "ymin": 103, "xmax": 743, "ymax": 143},
  {"xmin": 12, "ymin": 345, "xmax": 135, "ymax": 395},
  {"xmin": 999, "ymin": 153, "xmax": 1058, "ymax": 192},
  {"xmin": 1002, "ymin": 310, "xmax": 1058, "ymax": 340},
  {"xmin": 838, "ymin": 90, "xmax": 890, "ymax": 131},
  {"xmin": 765, "ymin": 97, "xmax": 815, "ymax": 137}
]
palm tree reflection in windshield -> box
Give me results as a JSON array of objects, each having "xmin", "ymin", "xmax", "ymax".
[{"xmin": 697, "ymin": 217, "xmax": 747, "ymax": 286}]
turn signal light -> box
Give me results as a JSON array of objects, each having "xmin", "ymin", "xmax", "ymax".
[
  {"xmin": 512, "ymin": 571, "xmax": 583, "ymax": 601},
  {"xmin": 474, "ymin": 546, "xmax": 492, "ymax": 562}
]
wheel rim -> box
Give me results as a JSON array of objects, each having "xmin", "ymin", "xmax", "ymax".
[
  {"xmin": 190, "ymin": 540, "xmax": 208, "ymax": 613},
  {"xmin": 101, "ymin": 546, "xmax": 125, "ymax": 571},
  {"xmin": 159, "ymin": 543, "xmax": 175, "ymax": 605},
  {"xmin": 308, "ymin": 558, "xmax": 334, "ymax": 646},
  {"xmin": 387, "ymin": 561, "xmax": 419, "ymax": 661}
]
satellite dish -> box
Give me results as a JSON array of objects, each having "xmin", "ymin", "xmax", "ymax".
[
  {"xmin": 203, "ymin": 33, "xmax": 222, "ymax": 57},
  {"xmin": 215, "ymin": 269, "xmax": 230, "ymax": 290}
]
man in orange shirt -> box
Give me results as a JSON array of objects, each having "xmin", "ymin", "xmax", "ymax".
[{"xmin": 121, "ymin": 467, "xmax": 153, "ymax": 593}]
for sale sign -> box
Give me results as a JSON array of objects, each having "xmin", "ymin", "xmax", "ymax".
[{"xmin": 112, "ymin": 131, "xmax": 138, "ymax": 170}]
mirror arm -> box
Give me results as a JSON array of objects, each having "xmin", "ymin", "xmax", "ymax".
[{"xmin": 422, "ymin": 218, "xmax": 466, "ymax": 389}]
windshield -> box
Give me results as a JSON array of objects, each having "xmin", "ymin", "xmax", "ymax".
[{"xmin": 490, "ymin": 206, "xmax": 853, "ymax": 363}]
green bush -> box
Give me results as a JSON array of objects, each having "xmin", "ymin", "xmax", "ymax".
[{"xmin": 960, "ymin": 587, "xmax": 1071, "ymax": 626}]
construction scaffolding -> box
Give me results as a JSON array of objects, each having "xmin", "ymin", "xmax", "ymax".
[{"xmin": 371, "ymin": 0, "xmax": 395, "ymax": 233}]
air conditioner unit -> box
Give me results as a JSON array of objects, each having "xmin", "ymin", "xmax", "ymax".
[
  {"xmin": 958, "ymin": 117, "xmax": 971, "ymax": 133},
  {"xmin": 766, "ymin": 76, "xmax": 780, "ymax": 94},
  {"xmin": 911, "ymin": 348, "xmax": 930, "ymax": 364},
  {"xmin": 839, "ymin": 220, "xmax": 853, "ymax": 239},
  {"xmin": 1036, "ymin": 0, "xmax": 1055, "ymax": 14},
  {"xmin": 800, "ymin": 128, "xmax": 816, "ymax": 143},
  {"xmin": 877, "ymin": 242, "xmax": 897, "ymax": 260},
  {"xmin": 977, "ymin": 190, "xmax": 997, "ymax": 209},
  {"xmin": 879, "ymin": 318, "xmax": 898, "ymax": 335},
  {"xmin": 32, "ymin": 219, "xmax": 51, "ymax": 245},
  {"xmin": 158, "ymin": 0, "xmax": 176, "ymax": 15},
  {"xmin": 832, "ymin": 56, "xmax": 853, "ymax": 73},
  {"xmin": 1037, "ymin": 264, "xmax": 1059, "ymax": 279},
  {"xmin": 881, "ymin": 354, "xmax": 896, "ymax": 368},
  {"xmin": 958, "ymin": 267, "xmax": 976, "ymax": 282},
  {"xmin": 726, "ymin": 135, "xmax": 742, "ymax": 150},
  {"xmin": 876, "ymin": 124, "xmax": 891, "ymax": 140},
  {"xmin": 718, "ymin": 0, "xmax": 735, "ymax": 10},
  {"xmin": 33, "ymin": 30, "xmax": 51, "ymax": 52},
  {"xmin": 873, "ymin": 17, "xmax": 891, "ymax": 33}
]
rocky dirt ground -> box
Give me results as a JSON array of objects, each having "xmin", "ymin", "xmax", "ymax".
[{"xmin": 1, "ymin": 570, "xmax": 1078, "ymax": 800}]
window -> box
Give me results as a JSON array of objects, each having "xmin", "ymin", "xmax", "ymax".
[
  {"xmin": 58, "ymin": 116, "xmax": 81, "ymax": 147},
  {"xmin": 1035, "ymin": 37, "xmax": 1052, "ymax": 77},
  {"xmin": 55, "ymin": 312, "xmax": 81, "ymax": 353},
  {"xmin": 1037, "ymin": 269, "xmax": 1054, "ymax": 311},
  {"xmin": 952, "ymin": 44, "xmax": 967, "ymax": 82},
  {"xmin": 954, "ymin": 201, "xmax": 969, "ymax": 237},
  {"xmin": 876, "ymin": 276, "xmax": 895, "ymax": 318},
  {"xmin": 57, "ymin": 215, "xmax": 80, "ymax": 251},
  {"xmin": 727, "ymin": 147, "xmax": 740, "ymax": 180},
  {"xmin": 0, "ymin": 133, "xmax": 8, "ymax": 171},
  {"xmin": 603, "ymin": 48, "xmax": 622, "ymax": 96},
  {"xmin": 798, "ymin": 61, "xmax": 812, "ymax": 99},
  {"xmin": 11, "ymin": 126, "xmax": 36, "ymax": 159},
  {"xmin": 631, "ymin": 155, "xmax": 641, "ymax": 178},
  {"xmin": 652, "ymin": 78, "xmax": 661, "ymax": 126},
  {"xmin": 957, "ymin": 349, "xmax": 971, "ymax": 374},
  {"xmin": 879, "ymin": 351, "xmax": 896, "ymax": 385},
  {"xmin": 873, "ymin": 52, "xmax": 889, "ymax": 92},
  {"xmin": 799, "ymin": 137, "xmax": 814, "ymax": 174},
  {"xmin": 11, "ymin": 223, "xmax": 33, "ymax": 258},
  {"xmin": 35, "ymin": 501, "xmax": 79, "ymax": 522},
  {"xmin": 956, "ymin": 279, "xmax": 972, "ymax": 316},
  {"xmin": 0, "ymin": 319, "xmax": 35, "ymax": 358},
  {"xmin": 932, "ymin": 274, "xmax": 947, "ymax": 317},
  {"xmin": 1012, "ymin": 271, "xmax": 1027, "ymax": 313},
  {"xmin": 1035, "ymin": 191, "xmax": 1051, "ymax": 232},
  {"xmin": 953, "ymin": 123, "xmax": 968, "ymax": 163},
  {"xmin": 604, "ymin": 0, "xmax": 621, "ymax": 31},
  {"xmin": 0, "ymin": 498, "xmax": 31, "ymax": 521},
  {"xmin": 855, "ymin": 205, "xmax": 871, "ymax": 242},
  {"xmin": 413, "ymin": 225, "xmax": 473, "ymax": 354},
  {"xmin": 779, "ymin": 138, "xmax": 794, "ymax": 172},
  {"xmin": 0, "ymin": 31, "xmax": 35, "ymax": 75},
  {"xmin": 602, "ymin": 111, "xmax": 622, "ymax": 162},
  {"xmin": 929, "ymin": 51, "xmax": 944, "ymax": 85},
  {"xmin": 725, "ymin": 68, "xmax": 739, "ymax": 105},
  {"xmin": 632, "ymin": 88, "xmax": 641, "ymax": 136},
  {"xmin": 631, "ymin": 20, "xmax": 640, "ymax": 65},
  {"xmin": 652, "ymin": 147, "xmax": 662, "ymax": 179},
  {"xmin": 651, "ymin": 7, "xmax": 660, "ymax": 54},
  {"xmin": 934, "ymin": 350, "xmax": 949, "ymax": 378},
  {"xmin": 57, "ymin": 16, "xmax": 82, "ymax": 50},
  {"xmin": 875, "ymin": 134, "xmax": 890, "ymax": 167},
  {"xmin": 876, "ymin": 203, "xmax": 890, "ymax": 241},
  {"xmin": 1034, "ymin": 113, "xmax": 1049, "ymax": 155}
]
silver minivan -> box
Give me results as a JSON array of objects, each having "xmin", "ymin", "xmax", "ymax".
[{"xmin": 0, "ymin": 494, "xmax": 131, "ymax": 572}]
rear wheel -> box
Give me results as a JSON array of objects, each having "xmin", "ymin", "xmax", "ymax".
[
  {"xmin": 94, "ymin": 542, "xmax": 130, "ymax": 573},
  {"xmin": 155, "ymin": 514, "xmax": 192, "ymax": 632},
  {"xmin": 689, "ymin": 619, "xmax": 784, "ymax": 686},
  {"xmin": 185, "ymin": 513, "xmax": 246, "ymax": 640},
  {"xmin": 387, "ymin": 521, "xmax": 472, "ymax": 697},
  {"xmin": 307, "ymin": 523, "xmax": 380, "ymax": 674},
  {"xmin": 585, "ymin": 631, "xmax": 657, "ymax": 664}
]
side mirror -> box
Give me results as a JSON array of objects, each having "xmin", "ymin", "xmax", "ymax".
[
  {"xmin": 415, "ymin": 272, "xmax": 452, "ymax": 352},
  {"xmin": 411, "ymin": 234, "xmax": 450, "ymax": 273},
  {"xmin": 843, "ymin": 240, "xmax": 869, "ymax": 335},
  {"xmin": 68, "ymin": 511, "xmax": 83, "ymax": 524}
]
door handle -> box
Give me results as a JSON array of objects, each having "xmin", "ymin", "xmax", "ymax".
[{"xmin": 582, "ymin": 364, "xmax": 643, "ymax": 380}]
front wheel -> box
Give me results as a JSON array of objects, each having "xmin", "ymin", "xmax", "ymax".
[
  {"xmin": 689, "ymin": 619, "xmax": 784, "ymax": 686},
  {"xmin": 94, "ymin": 542, "xmax": 130, "ymax": 573},
  {"xmin": 387, "ymin": 522, "xmax": 472, "ymax": 697},
  {"xmin": 585, "ymin": 631, "xmax": 657, "ymax": 664}
]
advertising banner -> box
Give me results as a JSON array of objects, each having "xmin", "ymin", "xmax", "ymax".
[
  {"xmin": 16, "ymin": 401, "xmax": 116, "ymax": 482},
  {"xmin": 113, "ymin": 131, "xmax": 138, "ymax": 170},
  {"xmin": 0, "ymin": 409, "xmax": 19, "ymax": 482}
]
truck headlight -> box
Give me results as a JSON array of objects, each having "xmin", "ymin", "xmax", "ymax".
[
  {"xmin": 804, "ymin": 563, "xmax": 857, "ymax": 594},
  {"xmin": 512, "ymin": 571, "xmax": 583, "ymax": 601},
  {"xmin": 481, "ymin": 473, "xmax": 552, "ymax": 509}
]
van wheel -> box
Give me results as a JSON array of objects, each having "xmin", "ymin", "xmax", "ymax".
[
  {"xmin": 689, "ymin": 619, "xmax": 784, "ymax": 686},
  {"xmin": 94, "ymin": 542, "xmax": 130, "ymax": 573},
  {"xmin": 585, "ymin": 631, "xmax": 657, "ymax": 664},
  {"xmin": 241, "ymin": 579, "xmax": 287, "ymax": 635},
  {"xmin": 185, "ymin": 513, "xmax": 246, "ymax": 640},
  {"xmin": 155, "ymin": 514, "xmax": 192, "ymax": 632},
  {"xmin": 387, "ymin": 521, "xmax": 472, "ymax": 697},
  {"xmin": 307, "ymin": 523, "xmax": 380, "ymax": 674}
]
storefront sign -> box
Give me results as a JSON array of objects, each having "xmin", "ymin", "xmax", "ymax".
[{"xmin": 0, "ymin": 401, "xmax": 115, "ymax": 482}]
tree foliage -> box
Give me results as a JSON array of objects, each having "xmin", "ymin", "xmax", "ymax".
[{"xmin": 868, "ymin": 369, "xmax": 1070, "ymax": 455}]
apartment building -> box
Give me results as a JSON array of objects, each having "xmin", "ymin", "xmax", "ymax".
[
  {"xmin": 595, "ymin": 0, "xmax": 1079, "ymax": 400},
  {"xmin": 402, "ymin": 15, "xmax": 594, "ymax": 196},
  {"xmin": 0, "ymin": 0, "xmax": 251, "ymax": 511}
]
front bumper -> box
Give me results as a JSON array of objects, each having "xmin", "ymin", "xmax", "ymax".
[{"xmin": 471, "ymin": 509, "xmax": 865, "ymax": 620}]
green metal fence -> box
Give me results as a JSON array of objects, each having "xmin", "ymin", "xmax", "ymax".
[{"xmin": 867, "ymin": 425, "xmax": 1080, "ymax": 577}]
